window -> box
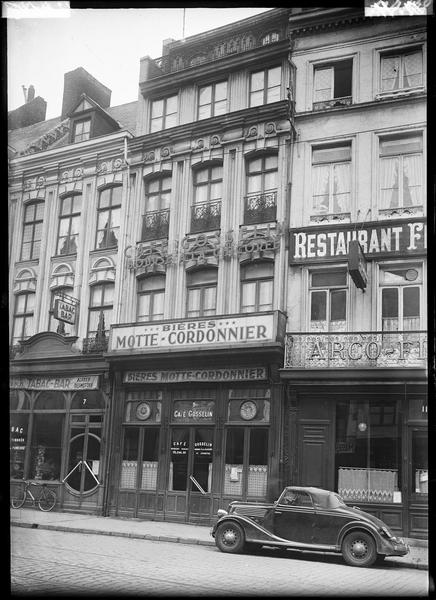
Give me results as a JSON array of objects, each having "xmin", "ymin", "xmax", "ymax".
[
  {"xmin": 249, "ymin": 66, "xmax": 281, "ymax": 107},
  {"xmin": 198, "ymin": 81, "xmax": 227, "ymax": 120},
  {"xmin": 87, "ymin": 282, "xmax": 114, "ymax": 337},
  {"xmin": 150, "ymin": 95, "xmax": 178, "ymax": 132},
  {"xmin": 380, "ymin": 265, "xmax": 422, "ymax": 331},
  {"xmin": 191, "ymin": 165, "xmax": 222, "ymax": 232},
  {"xmin": 12, "ymin": 292, "xmax": 35, "ymax": 344},
  {"xmin": 48, "ymin": 287, "xmax": 74, "ymax": 333},
  {"xmin": 312, "ymin": 145, "xmax": 351, "ymax": 215},
  {"xmin": 96, "ymin": 186, "xmax": 121, "ymax": 249},
  {"xmin": 186, "ymin": 268, "xmax": 217, "ymax": 318},
  {"xmin": 310, "ymin": 270, "xmax": 347, "ymax": 332},
  {"xmin": 30, "ymin": 393, "xmax": 65, "ymax": 481},
  {"xmin": 137, "ymin": 275, "xmax": 165, "ymax": 322},
  {"xmin": 411, "ymin": 429, "xmax": 427, "ymax": 495},
  {"xmin": 261, "ymin": 32, "xmax": 279, "ymax": 45},
  {"xmin": 336, "ymin": 399, "xmax": 401, "ymax": 503},
  {"xmin": 142, "ymin": 175, "xmax": 171, "ymax": 241},
  {"xmin": 73, "ymin": 119, "xmax": 91, "ymax": 143},
  {"xmin": 57, "ymin": 195, "xmax": 81, "ymax": 255},
  {"xmin": 21, "ymin": 201, "xmax": 44, "ymax": 261},
  {"xmin": 379, "ymin": 134, "xmax": 423, "ymax": 210},
  {"xmin": 241, "ymin": 262, "xmax": 274, "ymax": 313},
  {"xmin": 245, "ymin": 154, "xmax": 278, "ymax": 224},
  {"xmin": 380, "ymin": 49, "xmax": 423, "ymax": 93},
  {"xmin": 313, "ymin": 60, "xmax": 353, "ymax": 107},
  {"xmin": 224, "ymin": 427, "xmax": 269, "ymax": 498},
  {"xmin": 120, "ymin": 428, "xmax": 159, "ymax": 490}
]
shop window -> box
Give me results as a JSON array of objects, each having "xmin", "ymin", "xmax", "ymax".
[
  {"xmin": 411, "ymin": 429, "xmax": 427, "ymax": 495},
  {"xmin": 10, "ymin": 413, "xmax": 29, "ymax": 480},
  {"xmin": 137, "ymin": 275, "xmax": 165, "ymax": 322},
  {"xmin": 57, "ymin": 195, "xmax": 82, "ymax": 255},
  {"xmin": 240, "ymin": 262, "xmax": 274, "ymax": 313},
  {"xmin": 186, "ymin": 268, "xmax": 217, "ymax": 317},
  {"xmin": 142, "ymin": 175, "xmax": 171, "ymax": 241},
  {"xmin": 95, "ymin": 186, "xmax": 121, "ymax": 249},
  {"xmin": 30, "ymin": 413, "xmax": 63, "ymax": 481},
  {"xmin": 249, "ymin": 66, "xmax": 281, "ymax": 107},
  {"xmin": 71, "ymin": 390, "xmax": 105, "ymax": 410},
  {"xmin": 48, "ymin": 287, "xmax": 74, "ymax": 333},
  {"xmin": 20, "ymin": 201, "xmax": 44, "ymax": 261},
  {"xmin": 380, "ymin": 265, "xmax": 422, "ymax": 331},
  {"xmin": 312, "ymin": 144, "xmax": 351, "ymax": 216},
  {"xmin": 73, "ymin": 119, "xmax": 91, "ymax": 143},
  {"xmin": 150, "ymin": 94, "xmax": 178, "ymax": 132},
  {"xmin": 379, "ymin": 134, "xmax": 423, "ymax": 211},
  {"xmin": 198, "ymin": 81, "xmax": 227, "ymax": 120},
  {"xmin": 224, "ymin": 427, "xmax": 268, "ymax": 498},
  {"xmin": 12, "ymin": 292, "xmax": 35, "ymax": 344},
  {"xmin": 380, "ymin": 48, "xmax": 423, "ymax": 93},
  {"xmin": 87, "ymin": 282, "xmax": 114, "ymax": 337},
  {"xmin": 34, "ymin": 391, "xmax": 65, "ymax": 410},
  {"xmin": 309, "ymin": 270, "xmax": 348, "ymax": 332},
  {"xmin": 335, "ymin": 399, "xmax": 401, "ymax": 503},
  {"xmin": 313, "ymin": 60, "xmax": 353, "ymax": 109},
  {"xmin": 120, "ymin": 427, "xmax": 159, "ymax": 490}
]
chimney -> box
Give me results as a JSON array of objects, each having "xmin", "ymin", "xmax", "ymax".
[
  {"xmin": 8, "ymin": 95, "xmax": 47, "ymax": 130},
  {"xmin": 27, "ymin": 85, "xmax": 35, "ymax": 102},
  {"xmin": 61, "ymin": 67, "xmax": 111, "ymax": 119}
]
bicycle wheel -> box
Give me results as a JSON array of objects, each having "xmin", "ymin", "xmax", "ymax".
[
  {"xmin": 38, "ymin": 488, "xmax": 56, "ymax": 512},
  {"xmin": 11, "ymin": 484, "xmax": 26, "ymax": 509}
]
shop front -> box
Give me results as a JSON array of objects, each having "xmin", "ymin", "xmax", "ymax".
[
  {"xmin": 105, "ymin": 311, "xmax": 286, "ymax": 524},
  {"xmin": 281, "ymin": 331, "xmax": 428, "ymax": 539},
  {"xmin": 10, "ymin": 333, "xmax": 110, "ymax": 514}
]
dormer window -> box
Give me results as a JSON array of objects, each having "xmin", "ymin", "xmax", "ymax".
[{"xmin": 73, "ymin": 119, "xmax": 91, "ymax": 143}]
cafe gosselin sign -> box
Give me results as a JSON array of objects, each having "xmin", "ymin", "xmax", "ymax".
[
  {"xmin": 110, "ymin": 314, "xmax": 275, "ymax": 353},
  {"xmin": 290, "ymin": 218, "xmax": 426, "ymax": 263}
]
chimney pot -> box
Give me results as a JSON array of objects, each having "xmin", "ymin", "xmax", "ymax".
[{"xmin": 27, "ymin": 85, "xmax": 35, "ymax": 103}]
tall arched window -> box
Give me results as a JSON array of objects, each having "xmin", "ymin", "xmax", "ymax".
[
  {"xmin": 240, "ymin": 262, "xmax": 274, "ymax": 313},
  {"xmin": 142, "ymin": 175, "xmax": 171, "ymax": 241},
  {"xmin": 137, "ymin": 275, "xmax": 165, "ymax": 322},
  {"xmin": 12, "ymin": 292, "xmax": 35, "ymax": 344},
  {"xmin": 21, "ymin": 201, "xmax": 44, "ymax": 261},
  {"xmin": 186, "ymin": 268, "xmax": 217, "ymax": 317},
  {"xmin": 191, "ymin": 163, "xmax": 222, "ymax": 233},
  {"xmin": 87, "ymin": 282, "xmax": 114, "ymax": 336},
  {"xmin": 96, "ymin": 186, "xmax": 122, "ymax": 249},
  {"xmin": 57, "ymin": 194, "xmax": 82, "ymax": 255}
]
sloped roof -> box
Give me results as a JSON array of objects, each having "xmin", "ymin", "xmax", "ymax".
[{"xmin": 8, "ymin": 100, "xmax": 138, "ymax": 158}]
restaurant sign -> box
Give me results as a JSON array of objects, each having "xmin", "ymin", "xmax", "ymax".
[
  {"xmin": 110, "ymin": 314, "xmax": 276, "ymax": 353},
  {"xmin": 290, "ymin": 218, "xmax": 426, "ymax": 264},
  {"xmin": 123, "ymin": 367, "xmax": 267, "ymax": 384},
  {"xmin": 10, "ymin": 375, "xmax": 100, "ymax": 390}
]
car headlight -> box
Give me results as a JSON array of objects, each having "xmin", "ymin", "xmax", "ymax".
[
  {"xmin": 380, "ymin": 526, "xmax": 393, "ymax": 539},
  {"xmin": 217, "ymin": 509, "xmax": 228, "ymax": 518}
]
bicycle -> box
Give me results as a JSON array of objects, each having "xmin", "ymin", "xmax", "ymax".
[{"xmin": 10, "ymin": 480, "xmax": 57, "ymax": 512}]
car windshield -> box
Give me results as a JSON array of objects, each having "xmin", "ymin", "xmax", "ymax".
[{"xmin": 311, "ymin": 491, "xmax": 346, "ymax": 509}]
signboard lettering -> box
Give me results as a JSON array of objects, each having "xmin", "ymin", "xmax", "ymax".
[
  {"xmin": 110, "ymin": 314, "xmax": 275, "ymax": 353},
  {"xmin": 10, "ymin": 375, "xmax": 100, "ymax": 391},
  {"xmin": 290, "ymin": 219, "xmax": 426, "ymax": 264},
  {"xmin": 123, "ymin": 367, "xmax": 267, "ymax": 384},
  {"xmin": 172, "ymin": 401, "xmax": 215, "ymax": 423}
]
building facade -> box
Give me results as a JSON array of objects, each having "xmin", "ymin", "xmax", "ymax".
[{"xmin": 9, "ymin": 7, "xmax": 427, "ymax": 536}]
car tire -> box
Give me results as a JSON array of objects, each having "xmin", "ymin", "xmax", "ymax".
[
  {"xmin": 215, "ymin": 522, "xmax": 245, "ymax": 554},
  {"xmin": 341, "ymin": 530, "xmax": 377, "ymax": 567}
]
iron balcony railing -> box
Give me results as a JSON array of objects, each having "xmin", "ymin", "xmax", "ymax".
[
  {"xmin": 284, "ymin": 331, "xmax": 427, "ymax": 370},
  {"xmin": 244, "ymin": 190, "xmax": 277, "ymax": 225},
  {"xmin": 313, "ymin": 96, "xmax": 352, "ymax": 111},
  {"xmin": 82, "ymin": 336, "xmax": 108, "ymax": 354},
  {"xmin": 141, "ymin": 209, "xmax": 170, "ymax": 241},
  {"xmin": 190, "ymin": 200, "xmax": 221, "ymax": 233}
]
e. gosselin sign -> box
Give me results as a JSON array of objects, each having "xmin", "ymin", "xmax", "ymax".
[
  {"xmin": 110, "ymin": 314, "xmax": 275, "ymax": 353},
  {"xmin": 290, "ymin": 218, "xmax": 426, "ymax": 263}
]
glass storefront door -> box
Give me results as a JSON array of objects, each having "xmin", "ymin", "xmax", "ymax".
[{"xmin": 169, "ymin": 427, "xmax": 213, "ymax": 520}]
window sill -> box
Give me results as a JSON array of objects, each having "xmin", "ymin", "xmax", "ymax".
[
  {"xmin": 310, "ymin": 213, "xmax": 351, "ymax": 224},
  {"xmin": 375, "ymin": 88, "xmax": 425, "ymax": 101},
  {"xmin": 378, "ymin": 206, "xmax": 424, "ymax": 219}
]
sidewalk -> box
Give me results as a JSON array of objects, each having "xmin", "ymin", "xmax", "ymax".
[{"xmin": 10, "ymin": 508, "xmax": 428, "ymax": 570}]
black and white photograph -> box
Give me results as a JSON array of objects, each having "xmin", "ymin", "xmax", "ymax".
[{"xmin": 7, "ymin": 1, "xmax": 431, "ymax": 596}]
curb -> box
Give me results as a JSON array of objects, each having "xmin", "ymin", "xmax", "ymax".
[{"xmin": 11, "ymin": 520, "xmax": 427, "ymax": 569}]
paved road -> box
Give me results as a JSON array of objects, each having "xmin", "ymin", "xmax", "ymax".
[{"xmin": 11, "ymin": 528, "xmax": 430, "ymax": 597}]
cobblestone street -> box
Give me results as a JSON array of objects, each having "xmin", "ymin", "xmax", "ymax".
[{"xmin": 11, "ymin": 527, "xmax": 430, "ymax": 597}]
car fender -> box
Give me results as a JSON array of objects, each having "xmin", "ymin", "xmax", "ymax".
[
  {"xmin": 337, "ymin": 520, "xmax": 386, "ymax": 554},
  {"xmin": 213, "ymin": 514, "xmax": 282, "ymax": 544}
]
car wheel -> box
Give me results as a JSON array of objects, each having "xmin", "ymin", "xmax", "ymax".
[
  {"xmin": 215, "ymin": 522, "xmax": 245, "ymax": 554},
  {"xmin": 341, "ymin": 531, "xmax": 377, "ymax": 567}
]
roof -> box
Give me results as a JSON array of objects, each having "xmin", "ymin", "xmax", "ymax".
[{"xmin": 8, "ymin": 100, "xmax": 138, "ymax": 158}]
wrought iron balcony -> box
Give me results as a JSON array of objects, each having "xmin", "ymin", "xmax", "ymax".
[
  {"xmin": 141, "ymin": 209, "xmax": 170, "ymax": 241},
  {"xmin": 284, "ymin": 331, "xmax": 427, "ymax": 370},
  {"xmin": 244, "ymin": 190, "xmax": 277, "ymax": 225},
  {"xmin": 82, "ymin": 336, "xmax": 108, "ymax": 354},
  {"xmin": 190, "ymin": 200, "xmax": 221, "ymax": 233},
  {"xmin": 313, "ymin": 96, "xmax": 352, "ymax": 111}
]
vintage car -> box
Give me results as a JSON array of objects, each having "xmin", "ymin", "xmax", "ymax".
[{"xmin": 211, "ymin": 486, "xmax": 409, "ymax": 567}]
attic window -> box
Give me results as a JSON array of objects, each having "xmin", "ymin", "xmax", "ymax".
[{"xmin": 73, "ymin": 119, "xmax": 91, "ymax": 143}]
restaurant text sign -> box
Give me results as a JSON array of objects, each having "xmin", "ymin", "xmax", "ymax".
[
  {"xmin": 10, "ymin": 375, "xmax": 100, "ymax": 390},
  {"xmin": 290, "ymin": 218, "xmax": 426, "ymax": 263},
  {"xmin": 123, "ymin": 367, "xmax": 267, "ymax": 384},
  {"xmin": 110, "ymin": 314, "xmax": 275, "ymax": 353}
]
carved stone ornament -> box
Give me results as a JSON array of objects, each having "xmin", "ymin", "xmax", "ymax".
[
  {"xmin": 73, "ymin": 167, "xmax": 83, "ymax": 178},
  {"xmin": 144, "ymin": 151, "xmax": 156, "ymax": 163},
  {"xmin": 245, "ymin": 126, "xmax": 258, "ymax": 139},
  {"xmin": 125, "ymin": 240, "xmax": 173, "ymax": 273},
  {"xmin": 265, "ymin": 122, "xmax": 276, "ymax": 135},
  {"xmin": 180, "ymin": 232, "xmax": 221, "ymax": 269},
  {"xmin": 160, "ymin": 147, "xmax": 171, "ymax": 158},
  {"xmin": 113, "ymin": 158, "xmax": 123, "ymax": 170},
  {"xmin": 238, "ymin": 224, "xmax": 282, "ymax": 263},
  {"xmin": 36, "ymin": 176, "xmax": 45, "ymax": 188},
  {"xmin": 210, "ymin": 135, "xmax": 221, "ymax": 146}
]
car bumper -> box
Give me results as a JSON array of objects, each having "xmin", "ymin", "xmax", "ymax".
[{"xmin": 386, "ymin": 539, "xmax": 409, "ymax": 557}]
